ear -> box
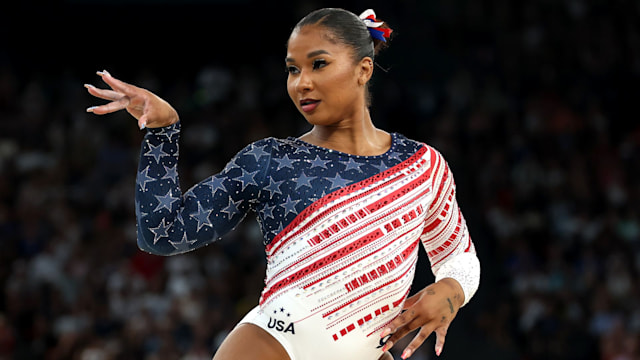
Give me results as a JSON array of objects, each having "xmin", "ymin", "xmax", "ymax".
[{"xmin": 357, "ymin": 57, "xmax": 374, "ymax": 86}]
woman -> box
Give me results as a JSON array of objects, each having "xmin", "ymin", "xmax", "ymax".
[{"xmin": 86, "ymin": 8, "xmax": 480, "ymax": 360}]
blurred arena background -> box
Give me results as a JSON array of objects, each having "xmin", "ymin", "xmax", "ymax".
[{"xmin": 1, "ymin": 0, "xmax": 639, "ymax": 359}]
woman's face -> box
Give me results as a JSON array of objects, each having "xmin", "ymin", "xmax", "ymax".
[{"xmin": 286, "ymin": 24, "xmax": 372, "ymax": 127}]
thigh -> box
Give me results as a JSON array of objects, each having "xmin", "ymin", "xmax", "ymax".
[{"xmin": 213, "ymin": 323, "xmax": 291, "ymax": 360}]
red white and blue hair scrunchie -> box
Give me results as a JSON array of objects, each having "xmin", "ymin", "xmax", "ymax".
[{"xmin": 359, "ymin": 9, "xmax": 392, "ymax": 42}]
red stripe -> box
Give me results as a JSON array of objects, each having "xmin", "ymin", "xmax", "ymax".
[
  {"xmin": 432, "ymin": 235, "xmax": 462, "ymax": 267},
  {"xmin": 425, "ymin": 203, "xmax": 460, "ymax": 250},
  {"xmin": 422, "ymin": 186, "xmax": 454, "ymax": 236},
  {"xmin": 423, "ymin": 218, "xmax": 441, "ymax": 234},
  {"xmin": 423, "ymin": 192, "xmax": 458, "ymax": 245},
  {"xmin": 431, "ymin": 209, "xmax": 465, "ymax": 267},
  {"xmin": 426, "ymin": 149, "xmax": 442, "ymax": 205}
]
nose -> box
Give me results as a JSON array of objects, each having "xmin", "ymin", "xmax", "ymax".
[{"xmin": 295, "ymin": 70, "xmax": 313, "ymax": 93}]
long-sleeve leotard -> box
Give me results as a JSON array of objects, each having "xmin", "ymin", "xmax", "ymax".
[{"xmin": 135, "ymin": 122, "xmax": 480, "ymax": 359}]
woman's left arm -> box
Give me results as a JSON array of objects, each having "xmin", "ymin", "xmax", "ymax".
[{"xmin": 381, "ymin": 148, "xmax": 481, "ymax": 359}]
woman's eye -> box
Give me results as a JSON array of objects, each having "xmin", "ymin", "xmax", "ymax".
[
  {"xmin": 286, "ymin": 66, "xmax": 300, "ymax": 74},
  {"xmin": 312, "ymin": 59, "xmax": 327, "ymax": 70}
]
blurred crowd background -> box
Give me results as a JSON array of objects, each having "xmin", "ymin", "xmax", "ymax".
[{"xmin": 1, "ymin": 0, "xmax": 640, "ymax": 359}]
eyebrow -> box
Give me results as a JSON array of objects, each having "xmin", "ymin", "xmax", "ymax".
[{"xmin": 285, "ymin": 49, "xmax": 331, "ymax": 63}]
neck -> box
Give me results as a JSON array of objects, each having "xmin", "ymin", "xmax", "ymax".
[{"xmin": 300, "ymin": 109, "xmax": 391, "ymax": 156}]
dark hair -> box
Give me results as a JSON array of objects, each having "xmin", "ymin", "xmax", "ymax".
[{"xmin": 292, "ymin": 8, "xmax": 393, "ymax": 61}]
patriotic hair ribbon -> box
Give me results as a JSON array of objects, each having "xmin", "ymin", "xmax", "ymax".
[{"xmin": 359, "ymin": 9, "xmax": 392, "ymax": 42}]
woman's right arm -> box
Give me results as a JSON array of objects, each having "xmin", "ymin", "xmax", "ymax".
[
  {"xmin": 86, "ymin": 71, "xmax": 271, "ymax": 255},
  {"xmin": 134, "ymin": 122, "xmax": 270, "ymax": 255}
]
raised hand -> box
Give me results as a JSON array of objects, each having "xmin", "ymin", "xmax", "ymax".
[
  {"xmin": 380, "ymin": 278, "xmax": 464, "ymax": 359},
  {"xmin": 85, "ymin": 70, "xmax": 179, "ymax": 129}
]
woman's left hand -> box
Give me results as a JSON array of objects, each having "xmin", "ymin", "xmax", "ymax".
[{"xmin": 380, "ymin": 278, "xmax": 464, "ymax": 359}]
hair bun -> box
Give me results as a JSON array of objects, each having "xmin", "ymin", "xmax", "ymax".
[{"xmin": 359, "ymin": 9, "xmax": 393, "ymax": 55}]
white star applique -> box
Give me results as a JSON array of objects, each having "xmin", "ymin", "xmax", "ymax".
[
  {"xmin": 154, "ymin": 190, "xmax": 180, "ymax": 212},
  {"xmin": 264, "ymin": 178, "xmax": 285, "ymax": 198},
  {"xmin": 190, "ymin": 202, "xmax": 213, "ymax": 232},
  {"xmin": 144, "ymin": 142, "xmax": 168, "ymax": 164},
  {"xmin": 343, "ymin": 158, "xmax": 362, "ymax": 172},
  {"xmin": 237, "ymin": 168, "xmax": 260, "ymax": 191},
  {"xmin": 161, "ymin": 164, "xmax": 179, "ymax": 182},
  {"xmin": 137, "ymin": 166, "xmax": 156, "ymax": 191},
  {"xmin": 369, "ymin": 160, "xmax": 388, "ymax": 173},
  {"xmin": 221, "ymin": 198, "xmax": 243, "ymax": 220},
  {"xmin": 294, "ymin": 146, "xmax": 311, "ymax": 156},
  {"xmin": 309, "ymin": 155, "xmax": 331, "ymax": 169},
  {"xmin": 169, "ymin": 232, "xmax": 197, "ymax": 252},
  {"xmin": 150, "ymin": 218, "xmax": 171, "ymax": 244},
  {"xmin": 202, "ymin": 176, "xmax": 227, "ymax": 196},
  {"xmin": 327, "ymin": 173, "xmax": 350, "ymax": 190},
  {"xmin": 155, "ymin": 126, "xmax": 178, "ymax": 142},
  {"xmin": 274, "ymin": 154, "xmax": 296, "ymax": 171},
  {"xmin": 281, "ymin": 195, "xmax": 300, "ymax": 217},
  {"xmin": 295, "ymin": 172, "xmax": 315, "ymax": 190},
  {"xmin": 261, "ymin": 203, "xmax": 277, "ymax": 221},
  {"xmin": 246, "ymin": 143, "xmax": 270, "ymax": 162}
]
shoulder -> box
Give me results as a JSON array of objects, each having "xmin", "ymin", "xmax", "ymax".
[
  {"xmin": 233, "ymin": 136, "xmax": 314, "ymax": 165},
  {"xmin": 254, "ymin": 136, "xmax": 318, "ymax": 159},
  {"xmin": 235, "ymin": 137, "xmax": 281, "ymax": 157},
  {"xmin": 393, "ymin": 133, "xmax": 445, "ymax": 161},
  {"xmin": 244, "ymin": 137, "xmax": 300, "ymax": 151}
]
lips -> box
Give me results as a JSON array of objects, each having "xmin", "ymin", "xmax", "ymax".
[{"xmin": 300, "ymin": 99, "xmax": 320, "ymax": 113}]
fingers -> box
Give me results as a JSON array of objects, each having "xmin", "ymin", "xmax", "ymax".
[
  {"xmin": 379, "ymin": 284, "xmax": 460, "ymax": 358},
  {"xmin": 379, "ymin": 298, "xmax": 444, "ymax": 358},
  {"xmin": 87, "ymin": 97, "xmax": 130, "ymax": 115},
  {"xmin": 85, "ymin": 69, "xmax": 178, "ymax": 129},
  {"xmin": 85, "ymin": 70, "xmax": 133, "ymax": 114},
  {"xmin": 434, "ymin": 326, "xmax": 448, "ymax": 356},
  {"xmin": 382, "ymin": 323, "xmax": 445, "ymax": 359},
  {"xmin": 400, "ymin": 326, "xmax": 434, "ymax": 359},
  {"xmin": 85, "ymin": 70, "xmax": 137, "ymax": 117},
  {"xmin": 382, "ymin": 321, "xmax": 439, "ymax": 359},
  {"xmin": 84, "ymin": 84, "xmax": 124, "ymax": 102},
  {"xmin": 380, "ymin": 308, "xmax": 421, "ymax": 353},
  {"xmin": 382, "ymin": 294, "xmax": 422, "ymax": 342},
  {"xmin": 400, "ymin": 324, "xmax": 447, "ymax": 359},
  {"xmin": 97, "ymin": 70, "xmax": 140, "ymax": 97},
  {"xmin": 138, "ymin": 113, "xmax": 149, "ymax": 129}
]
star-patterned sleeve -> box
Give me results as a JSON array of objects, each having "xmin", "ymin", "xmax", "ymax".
[
  {"xmin": 135, "ymin": 122, "xmax": 272, "ymax": 255},
  {"xmin": 420, "ymin": 148, "xmax": 480, "ymax": 306}
]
